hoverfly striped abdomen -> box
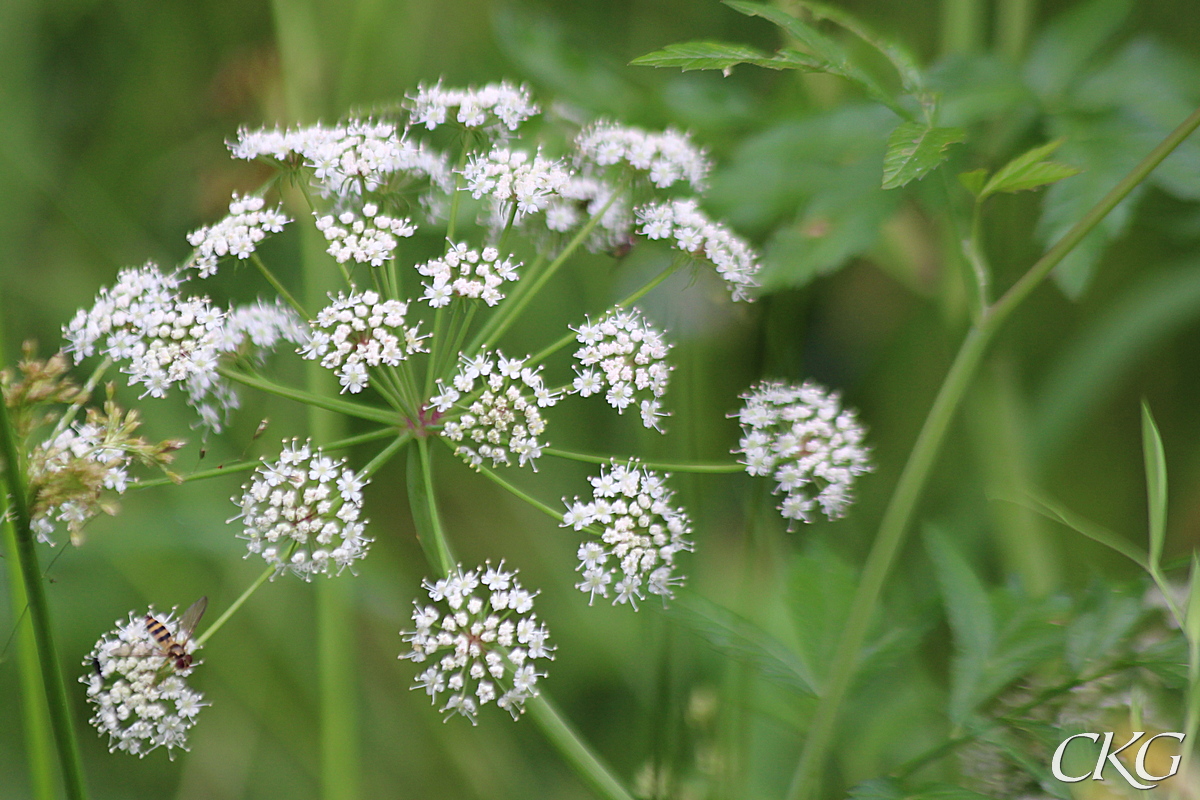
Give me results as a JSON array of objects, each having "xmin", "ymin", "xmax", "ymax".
[{"xmin": 143, "ymin": 596, "xmax": 207, "ymax": 671}]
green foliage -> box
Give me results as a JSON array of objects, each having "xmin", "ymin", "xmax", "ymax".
[
  {"xmin": 1141, "ymin": 402, "xmax": 1168, "ymax": 569},
  {"xmin": 881, "ymin": 123, "xmax": 965, "ymax": 189},
  {"xmin": 966, "ymin": 139, "xmax": 1080, "ymax": 200},
  {"xmin": 848, "ymin": 778, "xmax": 993, "ymax": 800},
  {"xmin": 629, "ymin": 41, "xmax": 823, "ymax": 73}
]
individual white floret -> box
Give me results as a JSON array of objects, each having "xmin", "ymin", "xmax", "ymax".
[
  {"xmin": 636, "ymin": 199, "xmax": 760, "ymax": 302},
  {"xmin": 401, "ymin": 562, "xmax": 552, "ymax": 723},
  {"xmin": 570, "ymin": 308, "xmax": 673, "ymax": 431},
  {"xmin": 230, "ymin": 439, "xmax": 372, "ymax": 579},
  {"xmin": 415, "ymin": 242, "xmax": 521, "ymax": 308},
  {"xmin": 561, "ymin": 461, "xmax": 693, "ymax": 608},
  {"xmin": 575, "ymin": 122, "xmax": 710, "ymax": 191},
  {"xmin": 186, "ymin": 193, "xmax": 290, "ymax": 278},
  {"xmin": 462, "ymin": 148, "xmax": 570, "ymax": 221},
  {"xmin": 408, "ymin": 81, "xmax": 538, "ymax": 132},
  {"xmin": 314, "ymin": 203, "xmax": 416, "ymax": 266},
  {"xmin": 733, "ymin": 380, "xmax": 872, "ymax": 527}
]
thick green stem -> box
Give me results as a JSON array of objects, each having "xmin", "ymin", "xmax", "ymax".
[
  {"xmin": 526, "ymin": 695, "xmax": 637, "ymax": 800},
  {"xmin": 218, "ymin": 366, "xmax": 398, "ymax": 425},
  {"xmin": 544, "ymin": 447, "xmax": 742, "ymax": 474}
]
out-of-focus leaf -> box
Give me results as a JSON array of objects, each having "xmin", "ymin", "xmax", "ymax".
[
  {"xmin": 788, "ymin": 545, "xmax": 857, "ymax": 685},
  {"xmin": 793, "ymin": 0, "xmax": 925, "ymax": 96},
  {"xmin": 1186, "ymin": 554, "xmax": 1200, "ymax": 645},
  {"xmin": 1136, "ymin": 637, "xmax": 1189, "ymax": 689},
  {"xmin": 1024, "ymin": 0, "xmax": 1132, "ymax": 101},
  {"xmin": 979, "ymin": 139, "xmax": 1080, "ymax": 198},
  {"xmin": 668, "ymin": 592, "xmax": 815, "ymax": 696},
  {"xmin": 1065, "ymin": 585, "xmax": 1144, "ymax": 673},
  {"xmin": 958, "ymin": 168, "xmax": 988, "ymax": 198},
  {"xmin": 1141, "ymin": 402, "xmax": 1168, "ymax": 569},
  {"xmin": 992, "ymin": 487, "xmax": 1149, "ymax": 570},
  {"xmin": 630, "ymin": 41, "xmax": 823, "ymax": 72},
  {"xmin": 929, "ymin": 54, "xmax": 1033, "ymax": 132},
  {"xmin": 848, "ymin": 778, "xmax": 993, "ymax": 800},
  {"xmin": 882, "ymin": 122, "xmax": 965, "ymax": 189}
]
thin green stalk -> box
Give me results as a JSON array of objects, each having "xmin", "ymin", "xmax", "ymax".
[
  {"xmin": 192, "ymin": 564, "xmax": 275, "ymax": 647},
  {"xmin": 251, "ymin": 253, "xmax": 309, "ymax": 319},
  {"xmin": 526, "ymin": 695, "xmax": 637, "ymax": 800},
  {"xmin": 411, "ymin": 437, "xmax": 456, "ymax": 576},
  {"xmin": 786, "ymin": 103, "xmax": 1200, "ymax": 800},
  {"xmin": 218, "ymin": 366, "xmax": 398, "ymax": 425},
  {"xmin": 544, "ymin": 447, "xmax": 742, "ymax": 474},
  {"xmin": 359, "ymin": 433, "xmax": 409, "ymax": 479},
  {"xmin": 473, "ymin": 460, "xmax": 565, "ymax": 523}
]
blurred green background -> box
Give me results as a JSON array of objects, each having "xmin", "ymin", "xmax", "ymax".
[{"xmin": 5, "ymin": 0, "xmax": 1200, "ymax": 798}]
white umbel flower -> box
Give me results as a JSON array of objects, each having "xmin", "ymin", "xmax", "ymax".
[
  {"xmin": 636, "ymin": 199, "xmax": 760, "ymax": 302},
  {"xmin": 401, "ymin": 562, "xmax": 553, "ymax": 723},
  {"xmin": 299, "ymin": 289, "xmax": 427, "ymax": 394},
  {"xmin": 575, "ymin": 122, "xmax": 710, "ymax": 191},
  {"xmin": 543, "ymin": 175, "xmax": 633, "ymax": 251},
  {"xmin": 408, "ymin": 81, "xmax": 538, "ymax": 132},
  {"xmin": 462, "ymin": 148, "xmax": 570, "ymax": 220},
  {"xmin": 734, "ymin": 380, "xmax": 872, "ymax": 526},
  {"xmin": 434, "ymin": 352, "xmax": 559, "ymax": 470},
  {"xmin": 314, "ymin": 203, "xmax": 416, "ymax": 267},
  {"xmin": 62, "ymin": 263, "xmax": 223, "ymax": 399},
  {"xmin": 416, "ymin": 242, "xmax": 521, "ymax": 308},
  {"xmin": 231, "ymin": 439, "xmax": 372, "ymax": 579},
  {"xmin": 29, "ymin": 423, "xmax": 134, "ymax": 544},
  {"xmin": 81, "ymin": 608, "xmax": 206, "ymax": 757},
  {"xmin": 570, "ymin": 308, "xmax": 673, "ymax": 431},
  {"xmin": 561, "ymin": 461, "xmax": 693, "ymax": 608},
  {"xmin": 186, "ymin": 193, "xmax": 290, "ymax": 278}
]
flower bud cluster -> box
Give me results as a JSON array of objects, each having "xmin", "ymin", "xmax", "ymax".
[
  {"xmin": 637, "ymin": 199, "xmax": 761, "ymax": 302},
  {"xmin": 300, "ymin": 290, "xmax": 427, "ymax": 394},
  {"xmin": 232, "ymin": 439, "xmax": 371, "ymax": 579},
  {"xmin": 63, "ymin": 263, "xmax": 223, "ymax": 398},
  {"xmin": 570, "ymin": 308, "xmax": 672, "ymax": 431},
  {"xmin": 462, "ymin": 148, "xmax": 570, "ymax": 219},
  {"xmin": 433, "ymin": 353, "xmax": 559, "ymax": 470},
  {"xmin": 416, "ymin": 243, "xmax": 520, "ymax": 308},
  {"xmin": 561, "ymin": 461, "xmax": 693, "ymax": 608},
  {"xmin": 186, "ymin": 193, "xmax": 290, "ymax": 278},
  {"xmin": 81, "ymin": 609, "xmax": 206, "ymax": 757},
  {"xmin": 402, "ymin": 562, "xmax": 552, "ymax": 723},
  {"xmin": 408, "ymin": 81, "xmax": 538, "ymax": 132},
  {"xmin": 734, "ymin": 380, "xmax": 872, "ymax": 526},
  {"xmin": 314, "ymin": 203, "xmax": 417, "ymax": 267},
  {"xmin": 575, "ymin": 122, "xmax": 710, "ymax": 190}
]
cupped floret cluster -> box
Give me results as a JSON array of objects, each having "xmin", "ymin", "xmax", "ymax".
[
  {"xmin": 543, "ymin": 176, "xmax": 632, "ymax": 250},
  {"xmin": 462, "ymin": 148, "xmax": 570, "ymax": 220},
  {"xmin": 314, "ymin": 204, "xmax": 416, "ymax": 267},
  {"xmin": 734, "ymin": 380, "xmax": 872, "ymax": 526},
  {"xmin": 637, "ymin": 199, "xmax": 761, "ymax": 302},
  {"xmin": 561, "ymin": 461, "xmax": 694, "ymax": 608},
  {"xmin": 408, "ymin": 81, "xmax": 538, "ymax": 132},
  {"xmin": 570, "ymin": 308, "xmax": 672, "ymax": 431},
  {"xmin": 232, "ymin": 439, "xmax": 371, "ymax": 579},
  {"xmin": 62, "ymin": 263, "xmax": 223, "ymax": 398},
  {"xmin": 299, "ymin": 289, "xmax": 427, "ymax": 394},
  {"xmin": 81, "ymin": 609, "xmax": 206, "ymax": 757},
  {"xmin": 417, "ymin": 243, "xmax": 520, "ymax": 307},
  {"xmin": 402, "ymin": 562, "xmax": 553, "ymax": 723},
  {"xmin": 432, "ymin": 352, "xmax": 559, "ymax": 470},
  {"xmin": 186, "ymin": 193, "xmax": 290, "ymax": 278},
  {"xmin": 575, "ymin": 122, "xmax": 710, "ymax": 191}
]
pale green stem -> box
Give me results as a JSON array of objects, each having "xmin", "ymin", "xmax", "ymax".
[
  {"xmin": 472, "ymin": 460, "xmax": 565, "ymax": 524},
  {"xmin": 526, "ymin": 696, "xmax": 637, "ymax": 800},
  {"xmin": 218, "ymin": 366, "xmax": 397, "ymax": 425},
  {"xmin": 544, "ymin": 447, "xmax": 742, "ymax": 474},
  {"xmin": 192, "ymin": 564, "xmax": 275, "ymax": 648},
  {"xmin": 786, "ymin": 103, "xmax": 1200, "ymax": 800},
  {"xmin": 251, "ymin": 253, "xmax": 309, "ymax": 319},
  {"xmin": 413, "ymin": 436, "xmax": 456, "ymax": 576}
]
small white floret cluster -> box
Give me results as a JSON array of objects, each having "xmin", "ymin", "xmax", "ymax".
[
  {"xmin": 408, "ymin": 81, "xmax": 538, "ymax": 132},
  {"xmin": 433, "ymin": 353, "xmax": 559, "ymax": 470},
  {"xmin": 299, "ymin": 290, "xmax": 427, "ymax": 394},
  {"xmin": 63, "ymin": 263, "xmax": 223, "ymax": 399},
  {"xmin": 734, "ymin": 380, "xmax": 872, "ymax": 526},
  {"xmin": 571, "ymin": 308, "xmax": 672, "ymax": 431},
  {"xmin": 186, "ymin": 193, "xmax": 290, "ymax": 278},
  {"xmin": 462, "ymin": 148, "xmax": 570, "ymax": 220},
  {"xmin": 637, "ymin": 199, "xmax": 761, "ymax": 302},
  {"xmin": 417, "ymin": 243, "xmax": 520, "ymax": 308},
  {"xmin": 81, "ymin": 609, "xmax": 206, "ymax": 757},
  {"xmin": 561, "ymin": 461, "xmax": 693, "ymax": 608},
  {"xmin": 314, "ymin": 204, "xmax": 416, "ymax": 267},
  {"xmin": 402, "ymin": 562, "xmax": 552, "ymax": 723},
  {"xmin": 543, "ymin": 176, "xmax": 632, "ymax": 249},
  {"xmin": 575, "ymin": 122, "xmax": 710, "ymax": 191},
  {"xmin": 230, "ymin": 120, "xmax": 451, "ymax": 196},
  {"xmin": 29, "ymin": 422, "xmax": 134, "ymax": 544},
  {"xmin": 232, "ymin": 439, "xmax": 371, "ymax": 579}
]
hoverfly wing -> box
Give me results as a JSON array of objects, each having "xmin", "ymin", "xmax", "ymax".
[{"xmin": 176, "ymin": 596, "xmax": 208, "ymax": 644}]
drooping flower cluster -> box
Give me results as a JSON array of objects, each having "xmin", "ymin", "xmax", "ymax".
[
  {"xmin": 81, "ymin": 608, "xmax": 206, "ymax": 757},
  {"xmin": 462, "ymin": 148, "xmax": 570, "ymax": 220},
  {"xmin": 734, "ymin": 380, "xmax": 872, "ymax": 526},
  {"xmin": 231, "ymin": 439, "xmax": 371, "ymax": 579},
  {"xmin": 575, "ymin": 122, "xmax": 711, "ymax": 191},
  {"xmin": 416, "ymin": 243, "xmax": 520, "ymax": 308},
  {"xmin": 570, "ymin": 308, "xmax": 672, "ymax": 431},
  {"xmin": 314, "ymin": 204, "xmax": 417, "ymax": 267},
  {"xmin": 637, "ymin": 199, "xmax": 761, "ymax": 301},
  {"xmin": 185, "ymin": 193, "xmax": 290, "ymax": 278},
  {"xmin": 299, "ymin": 290, "xmax": 426, "ymax": 394},
  {"xmin": 408, "ymin": 81, "xmax": 538, "ymax": 132},
  {"xmin": 62, "ymin": 263, "xmax": 223, "ymax": 398},
  {"xmin": 561, "ymin": 461, "xmax": 693, "ymax": 608},
  {"xmin": 433, "ymin": 353, "xmax": 558, "ymax": 470},
  {"xmin": 402, "ymin": 562, "xmax": 552, "ymax": 723}
]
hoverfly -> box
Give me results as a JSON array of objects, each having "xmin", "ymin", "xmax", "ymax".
[{"xmin": 145, "ymin": 596, "xmax": 207, "ymax": 670}]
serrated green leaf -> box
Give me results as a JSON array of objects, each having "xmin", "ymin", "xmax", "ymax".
[
  {"xmin": 980, "ymin": 139, "xmax": 1080, "ymax": 198},
  {"xmin": 882, "ymin": 122, "xmax": 965, "ymax": 189},
  {"xmin": 958, "ymin": 168, "xmax": 988, "ymax": 197},
  {"xmin": 1142, "ymin": 401, "xmax": 1168, "ymax": 569},
  {"xmin": 793, "ymin": 0, "xmax": 925, "ymax": 95},
  {"xmin": 1186, "ymin": 554, "xmax": 1200, "ymax": 645},
  {"xmin": 630, "ymin": 41, "xmax": 824, "ymax": 72}
]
